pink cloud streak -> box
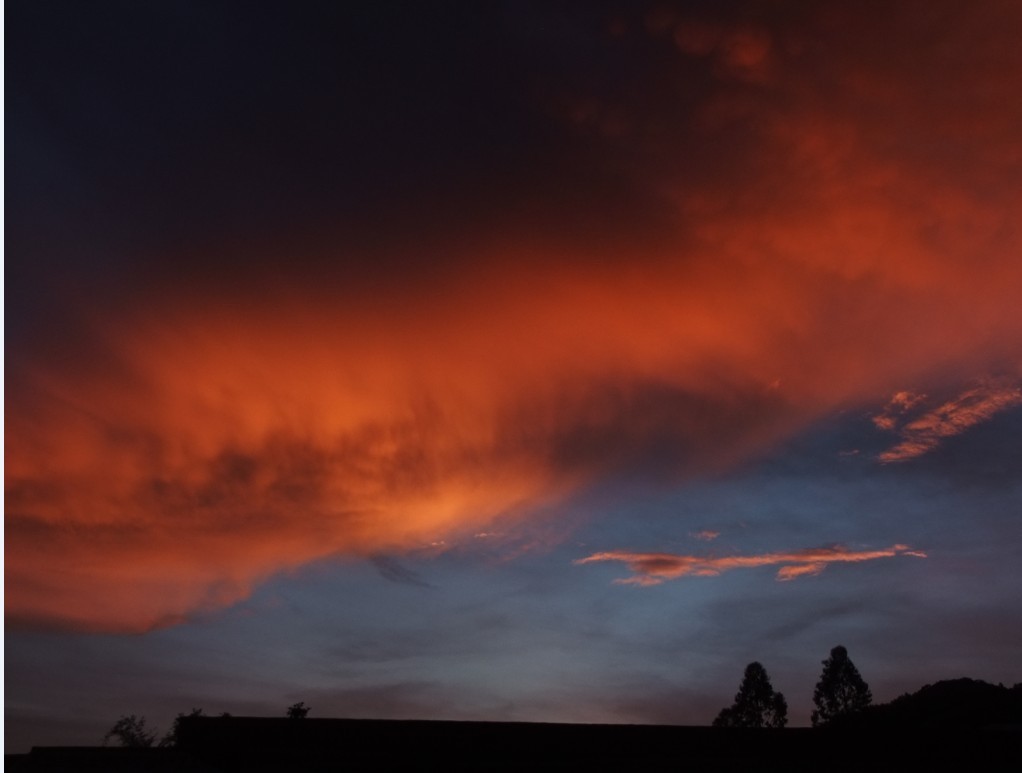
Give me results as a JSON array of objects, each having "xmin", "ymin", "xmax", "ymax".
[
  {"xmin": 576, "ymin": 544, "xmax": 925, "ymax": 585},
  {"xmin": 876, "ymin": 385, "xmax": 1022, "ymax": 462}
]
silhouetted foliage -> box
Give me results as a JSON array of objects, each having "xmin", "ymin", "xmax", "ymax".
[
  {"xmin": 287, "ymin": 701, "xmax": 310, "ymax": 719},
  {"xmin": 812, "ymin": 645, "xmax": 872, "ymax": 726},
  {"xmin": 103, "ymin": 714, "xmax": 159, "ymax": 747},
  {"xmin": 833, "ymin": 678, "xmax": 1022, "ymax": 729},
  {"xmin": 159, "ymin": 708, "xmax": 204, "ymax": 747},
  {"xmin": 713, "ymin": 662, "xmax": 788, "ymax": 728}
]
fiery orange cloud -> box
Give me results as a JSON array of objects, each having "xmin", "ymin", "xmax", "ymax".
[
  {"xmin": 575, "ymin": 545, "xmax": 926, "ymax": 586},
  {"xmin": 876, "ymin": 385, "xmax": 1022, "ymax": 462},
  {"xmin": 6, "ymin": 1, "xmax": 1022, "ymax": 631}
]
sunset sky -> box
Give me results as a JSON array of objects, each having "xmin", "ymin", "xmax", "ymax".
[{"xmin": 6, "ymin": 0, "xmax": 1022, "ymax": 752}]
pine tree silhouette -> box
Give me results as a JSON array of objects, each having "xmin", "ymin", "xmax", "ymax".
[
  {"xmin": 812, "ymin": 645, "xmax": 872, "ymax": 726},
  {"xmin": 713, "ymin": 662, "xmax": 788, "ymax": 728}
]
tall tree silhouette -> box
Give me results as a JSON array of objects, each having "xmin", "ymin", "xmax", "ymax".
[
  {"xmin": 812, "ymin": 645, "xmax": 872, "ymax": 726},
  {"xmin": 713, "ymin": 662, "xmax": 788, "ymax": 728}
]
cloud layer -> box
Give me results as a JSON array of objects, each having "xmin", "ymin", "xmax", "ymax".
[{"xmin": 6, "ymin": 1, "xmax": 1022, "ymax": 632}]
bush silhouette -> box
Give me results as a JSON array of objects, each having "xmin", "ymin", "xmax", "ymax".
[
  {"xmin": 812, "ymin": 645, "xmax": 872, "ymax": 726},
  {"xmin": 103, "ymin": 715, "xmax": 159, "ymax": 747},
  {"xmin": 287, "ymin": 701, "xmax": 310, "ymax": 719},
  {"xmin": 159, "ymin": 708, "xmax": 204, "ymax": 747},
  {"xmin": 713, "ymin": 662, "xmax": 788, "ymax": 728}
]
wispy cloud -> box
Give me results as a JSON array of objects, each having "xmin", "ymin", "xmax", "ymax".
[
  {"xmin": 369, "ymin": 555, "xmax": 432, "ymax": 588},
  {"xmin": 876, "ymin": 385, "xmax": 1022, "ymax": 462},
  {"xmin": 872, "ymin": 391, "xmax": 927, "ymax": 431},
  {"xmin": 691, "ymin": 530, "xmax": 720, "ymax": 541},
  {"xmin": 576, "ymin": 544, "xmax": 924, "ymax": 586}
]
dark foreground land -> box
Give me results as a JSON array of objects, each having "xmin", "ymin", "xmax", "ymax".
[
  {"xmin": 7, "ymin": 716, "xmax": 1022, "ymax": 772},
  {"xmin": 9, "ymin": 680, "xmax": 1022, "ymax": 772}
]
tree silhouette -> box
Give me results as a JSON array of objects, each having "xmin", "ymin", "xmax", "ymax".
[
  {"xmin": 812, "ymin": 645, "xmax": 872, "ymax": 726},
  {"xmin": 713, "ymin": 662, "xmax": 788, "ymax": 728},
  {"xmin": 103, "ymin": 715, "xmax": 159, "ymax": 747},
  {"xmin": 287, "ymin": 701, "xmax": 310, "ymax": 719}
]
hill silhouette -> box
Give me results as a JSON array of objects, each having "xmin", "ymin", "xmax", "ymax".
[{"xmin": 831, "ymin": 678, "xmax": 1022, "ymax": 730}]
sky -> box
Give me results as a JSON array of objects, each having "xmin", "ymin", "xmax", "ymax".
[{"xmin": 5, "ymin": 0, "xmax": 1022, "ymax": 752}]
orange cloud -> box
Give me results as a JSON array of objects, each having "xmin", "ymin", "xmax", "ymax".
[
  {"xmin": 576, "ymin": 545, "xmax": 926, "ymax": 586},
  {"xmin": 872, "ymin": 391, "xmax": 927, "ymax": 431},
  {"xmin": 6, "ymin": 1, "xmax": 1022, "ymax": 632},
  {"xmin": 877, "ymin": 385, "xmax": 1022, "ymax": 462},
  {"xmin": 776, "ymin": 563, "xmax": 826, "ymax": 581}
]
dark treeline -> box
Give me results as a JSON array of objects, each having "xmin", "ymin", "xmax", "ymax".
[
  {"xmin": 92, "ymin": 645, "xmax": 1022, "ymax": 747},
  {"xmin": 8, "ymin": 680, "xmax": 1022, "ymax": 772},
  {"xmin": 8, "ymin": 648, "xmax": 1022, "ymax": 771}
]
